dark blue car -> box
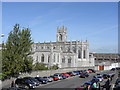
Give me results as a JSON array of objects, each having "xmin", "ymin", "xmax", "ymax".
[
  {"xmin": 91, "ymin": 78, "xmax": 99, "ymax": 83},
  {"xmin": 35, "ymin": 77, "xmax": 48, "ymax": 84},
  {"xmin": 73, "ymin": 71, "xmax": 80, "ymax": 75}
]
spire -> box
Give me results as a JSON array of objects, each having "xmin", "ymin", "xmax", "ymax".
[
  {"xmin": 57, "ymin": 26, "xmax": 59, "ymax": 32},
  {"xmin": 56, "ymin": 25, "xmax": 67, "ymax": 42},
  {"xmin": 62, "ymin": 25, "xmax": 64, "ymax": 30}
]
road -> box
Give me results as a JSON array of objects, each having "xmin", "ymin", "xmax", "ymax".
[{"xmin": 35, "ymin": 70, "xmax": 117, "ymax": 89}]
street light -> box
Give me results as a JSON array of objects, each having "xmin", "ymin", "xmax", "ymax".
[
  {"xmin": 1, "ymin": 34, "xmax": 4, "ymax": 37},
  {"xmin": 1, "ymin": 34, "xmax": 4, "ymax": 44}
]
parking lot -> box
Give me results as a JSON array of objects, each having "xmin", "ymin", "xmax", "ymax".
[
  {"xmin": 35, "ymin": 71, "xmax": 116, "ymax": 89},
  {"xmin": 4, "ymin": 69, "xmax": 120, "ymax": 90}
]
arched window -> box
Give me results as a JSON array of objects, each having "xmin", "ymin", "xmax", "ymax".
[
  {"xmin": 57, "ymin": 54, "xmax": 59, "ymax": 62},
  {"xmin": 36, "ymin": 56, "xmax": 38, "ymax": 61},
  {"xmin": 68, "ymin": 57, "xmax": 71, "ymax": 63},
  {"xmin": 41, "ymin": 54, "xmax": 44, "ymax": 62},
  {"xmin": 48, "ymin": 55, "xmax": 50, "ymax": 63},
  {"xmin": 83, "ymin": 50, "xmax": 86, "ymax": 58},
  {"xmin": 47, "ymin": 46, "xmax": 49, "ymax": 49},
  {"xmin": 68, "ymin": 47, "xmax": 70, "ymax": 52},
  {"xmin": 41, "ymin": 46, "xmax": 43, "ymax": 49},
  {"xmin": 73, "ymin": 47, "xmax": 76, "ymax": 53},
  {"xmin": 54, "ymin": 54, "xmax": 55, "ymax": 62},
  {"xmin": 62, "ymin": 57, "xmax": 65, "ymax": 63},
  {"xmin": 78, "ymin": 50, "xmax": 81, "ymax": 58},
  {"xmin": 59, "ymin": 34, "xmax": 62, "ymax": 41},
  {"xmin": 53, "ymin": 46, "xmax": 56, "ymax": 49}
]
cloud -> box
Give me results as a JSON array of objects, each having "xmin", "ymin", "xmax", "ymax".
[
  {"xmin": 90, "ymin": 47, "xmax": 118, "ymax": 53},
  {"xmin": 82, "ymin": 25, "xmax": 118, "ymax": 37},
  {"xmin": 56, "ymin": 19, "xmax": 64, "ymax": 24},
  {"xmin": 28, "ymin": 16, "xmax": 43, "ymax": 28}
]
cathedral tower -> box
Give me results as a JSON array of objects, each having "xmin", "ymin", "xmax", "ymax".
[{"xmin": 56, "ymin": 26, "xmax": 67, "ymax": 42}]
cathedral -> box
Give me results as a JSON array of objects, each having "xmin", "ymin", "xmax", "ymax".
[{"xmin": 31, "ymin": 26, "xmax": 94, "ymax": 68}]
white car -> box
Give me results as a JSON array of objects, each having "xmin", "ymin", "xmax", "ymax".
[
  {"xmin": 54, "ymin": 74, "xmax": 63, "ymax": 80},
  {"xmin": 96, "ymin": 76, "xmax": 103, "ymax": 82}
]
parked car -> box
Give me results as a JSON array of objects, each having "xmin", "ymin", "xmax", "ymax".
[
  {"xmin": 96, "ymin": 73, "xmax": 102, "ymax": 76},
  {"xmin": 110, "ymin": 68, "xmax": 116, "ymax": 71},
  {"xmin": 114, "ymin": 78, "xmax": 120, "ymax": 89},
  {"xmin": 35, "ymin": 77, "xmax": 48, "ymax": 84},
  {"xmin": 59, "ymin": 74, "xmax": 68, "ymax": 79},
  {"xmin": 54, "ymin": 74, "xmax": 63, "ymax": 80},
  {"xmin": 88, "ymin": 69, "xmax": 93, "ymax": 73},
  {"xmin": 116, "ymin": 67, "xmax": 120, "ymax": 70},
  {"xmin": 23, "ymin": 77, "xmax": 40, "ymax": 86},
  {"xmin": 91, "ymin": 78, "xmax": 99, "ymax": 83},
  {"xmin": 53, "ymin": 76, "xmax": 59, "ymax": 81},
  {"xmin": 73, "ymin": 71, "xmax": 80, "ymax": 75},
  {"xmin": 43, "ymin": 76, "xmax": 53, "ymax": 82},
  {"xmin": 79, "ymin": 73, "xmax": 89, "ymax": 78},
  {"xmin": 66, "ymin": 72, "xmax": 76, "ymax": 76},
  {"xmin": 61, "ymin": 73, "xmax": 70, "ymax": 78},
  {"xmin": 82, "ymin": 70, "xmax": 89, "ymax": 73},
  {"xmin": 102, "ymin": 74, "xmax": 110, "ymax": 79},
  {"xmin": 88, "ymin": 69, "xmax": 96, "ymax": 73},
  {"xmin": 15, "ymin": 78, "xmax": 36, "ymax": 89},
  {"xmin": 94, "ymin": 75, "xmax": 103, "ymax": 82}
]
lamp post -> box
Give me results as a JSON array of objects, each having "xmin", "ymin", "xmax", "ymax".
[
  {"xmin": 1, "ymin": 34, "xmax": 4, "ymax": 43},
  {"xmin": 115, "ymin": 58, "xmax": 117, "ymax": 74}
]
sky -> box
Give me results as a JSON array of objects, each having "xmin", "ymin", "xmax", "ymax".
[{"xmin": 2, "ymin": 2, "xmax": 118, "ymax": 53}]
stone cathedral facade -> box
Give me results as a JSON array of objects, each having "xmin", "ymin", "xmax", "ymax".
[{"xmin": 31, "ymin": 26, "xmax": 95, "ymax": 68}]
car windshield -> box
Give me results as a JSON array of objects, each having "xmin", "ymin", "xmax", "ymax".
[
  {"xmin": 43, "ymin": 77, "xmax": 47, "ymax": 78},
  {"xmin": 54, "ymin": 75, "xmax": 58, "ymax": 76},
  {"xmin": 31, "ymin": 78, "xmax": 38, "ymax": 81},
  {"xmin": 54, "ymin": 76, "xmax": 58, "ymax": 77},
  {"xmin": 25, "ymin": 79, "xmax": 32, "ymax": 83}
]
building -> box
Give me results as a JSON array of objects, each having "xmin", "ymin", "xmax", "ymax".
[
  {"xmin": 31, "ymin": 26, "xmax": 94, "ymax": 68},
  {"xmin": 92, "ymin": 53, "xmax": 120, "ymax": 70}
]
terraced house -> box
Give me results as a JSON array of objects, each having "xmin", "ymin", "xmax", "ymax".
[{"xmin": 31, "ymin": 26, "xmax": 94, "ymax": 68}]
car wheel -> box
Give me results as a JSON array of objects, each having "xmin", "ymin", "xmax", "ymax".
[
  {"xmin": 15, "ymin": 84, "xmax": 19, "ymax": 88},
  {"xmin": 25, "ymin": 85, "xmax": 29, "ymax": 89}
]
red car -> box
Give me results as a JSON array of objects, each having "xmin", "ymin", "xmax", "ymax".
[
  {"xmin": 88, "ymin": 69, "xmax": 96, "ymax": 73},
  {"xmin": 61, "ymin": 73, "xmax": 70, "ymax": 77},
  {"xmin": 51, "ymin": 76, "xmax": 59, "ymax": 81},
  {"xmin": 88, "ymin": 70, "xmax": 93, "ymax": 73}
]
